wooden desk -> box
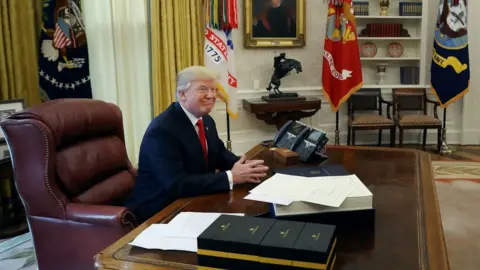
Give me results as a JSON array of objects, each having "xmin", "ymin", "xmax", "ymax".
[
  {"xmin": 95, "ymin": 145, "xmax": 449, "ymax": 270},
  {"xmin": 243, "ymin": 97, "xmax": 321, "ymax": 129}
]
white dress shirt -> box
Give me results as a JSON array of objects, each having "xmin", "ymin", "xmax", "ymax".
[{"xmin": 179, "ymin": 104, "xmax": 233, "ymax": 190}]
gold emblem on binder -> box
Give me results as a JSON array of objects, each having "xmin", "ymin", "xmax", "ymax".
[
  {"xmin": 221, "ymin": 223, "xmax": 230, "ymax": 231},
  {"xmin": 280, "ymin": 229, "xmax": 290, "ymax": 238}
]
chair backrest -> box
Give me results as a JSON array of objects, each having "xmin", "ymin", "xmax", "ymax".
[
  {"xmin": 0, "ymin": 99, "xmax": 135, "ymax": 219},
  {"xmin": 392, "ymin": 88, "xmax": 427, "ymax": 114},
  {"xmin": 348, "ymin": 88, "xmax": 382, "ymax": 115}
]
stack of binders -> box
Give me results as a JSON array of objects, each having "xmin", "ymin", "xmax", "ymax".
[
  {"xmin": 269, "ymin": 164, "xmax": 375, "ymax": 232},
  {"xmin": 197, "ymin": 215, "xmax": 337, "ymax": 270}
]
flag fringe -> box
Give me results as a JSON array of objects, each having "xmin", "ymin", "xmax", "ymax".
[
  {"xmin": 205, "ymin": 0, "xmax": 238, "ymax": 30},
  {"xmin": 328, "ymin": 0, "xmax": 344, "ymax": 6},
  {"xmin": 323, "ymin": 81, "xmax": 364, "ymax": 112},
  {"xmin": 430, "ymin": 82, "xmax": 470, "ymax": 108}
]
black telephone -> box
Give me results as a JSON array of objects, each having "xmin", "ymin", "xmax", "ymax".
[
  {"xmin": 273, "ymin": 120, "xmax": 310, "ymax": 150},
  {"xmin": 273, "ymin": 120, "xmax": 329, "ymax": 162}
]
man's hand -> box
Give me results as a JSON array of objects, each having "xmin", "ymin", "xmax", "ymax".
[{"xmin": 232, "ymin": 155, "xmax": 269, "ymax": 185}]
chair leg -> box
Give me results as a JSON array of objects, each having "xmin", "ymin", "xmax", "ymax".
[
  {"xmin": 437, "ymin": 128, "xmax": 442, "ymax": 152},
  {"xmin": 399, "ymin": 128, "xmax": 404, "ymax": 148},
  {"xmin": 352, "ymin": 129, "xmax": 356, "ymax": 146},
  {"xmin": 390, "ymin": 126, "xmax": 396, "ymax": 147},
  {"xmin": 378, "ymin": 129, "xmax": 382, "ymax": 146},
  {"xmin": 347, "ymin": 127, "xmax": 351, "ymax": 145},
  {"xmin": 422, "ymin": 129, "xmax": 427, "ymax": 150}
]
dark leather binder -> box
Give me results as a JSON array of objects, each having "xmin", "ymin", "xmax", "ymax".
[
  {"xmin": 273, "ymin": 164, "xmax": 350, "ymax": 177},
  {"xmin": 270, "ymin": 164, "xmax": 375, "ymax": 233}
]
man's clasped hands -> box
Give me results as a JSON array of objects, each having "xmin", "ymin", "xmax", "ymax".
[{"xmin": 231, "ymin": 155, "xmax": 269, "ymax": 185}]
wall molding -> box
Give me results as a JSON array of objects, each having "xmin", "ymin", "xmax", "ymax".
[
  {"xmin": 218, "ymin": 86, "xmax": 439, "ymax": 110},
  {"xmin": 236, "ymin": 85, "xmax": 433, "ymax": 98},
  {"xmin": 213, "ymin": 86, "xmax": 465, "ymax": 153},
  {"xmin": 219, "ymin": 129, "xmax": 462, "ymax": 155},
  {"xmin": 461, "ymin": 129, "xmax": 480, "ymax": 145}
]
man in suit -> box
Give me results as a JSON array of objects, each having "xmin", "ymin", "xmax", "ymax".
[{"xmin": 125, "ymin": 66, "xmax": 269, "ymax": 223}]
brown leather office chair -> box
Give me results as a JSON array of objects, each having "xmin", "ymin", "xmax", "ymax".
[{"xmin": 0, "ymin": 99, "xmax": 138, "ymax": 270}]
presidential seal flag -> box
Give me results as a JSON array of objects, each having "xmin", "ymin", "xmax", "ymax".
[
  {"xmin": 38, "ymin": 0, "xmax": 92, "ymax": 100},
  {"xmin": 204, "ymin": 26, "xmax": 239, "ymax": 119},
  {"xmin": 322, "ymin": 0, "xmax": 363, "ymax": 112},
  {"xmin": 431, "ymin": 0, "xmax": 469, "ymax": 107}
]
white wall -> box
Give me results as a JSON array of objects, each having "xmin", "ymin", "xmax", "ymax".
[
  {"xmin": 210, "ymin": 0, "xmax": 478, "ymax": 154},
  {"xmin": 462, "ymin": 0, "xmax": 480, "ymax": 145}
]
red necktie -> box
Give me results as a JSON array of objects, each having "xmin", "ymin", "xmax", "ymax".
[{"xmin": 196, "ymin": 119, "xmax": 208, "ymax": 166}]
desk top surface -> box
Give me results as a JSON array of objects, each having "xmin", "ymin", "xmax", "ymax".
[{"xmin": 94, "ymin": 145, "xmax": 448, "ymax": 270}]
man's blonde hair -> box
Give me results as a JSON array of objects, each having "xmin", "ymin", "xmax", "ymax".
[{"xmin": 176, "ymin": 65, "xmax": 219, "ymax": 101}]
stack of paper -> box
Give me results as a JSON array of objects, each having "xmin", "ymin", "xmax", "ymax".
[
  {"xmin": 130, "ymin": 212, "xmax": 244, "ymax": 252},
  {"xmin": 244, "ymin": 173, "xmax": 372, "ymax": 209}
]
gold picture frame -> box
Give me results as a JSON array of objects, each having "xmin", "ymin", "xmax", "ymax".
[{"xmin": 244, "ymin": 0, "xmax": 306, "ymax": 48}]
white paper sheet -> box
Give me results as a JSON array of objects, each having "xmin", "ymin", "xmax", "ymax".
[
  {"xmin": 244, "ymin": 193, "xmax": 293, "ymax": 205},
  {"xmin": 129, "ymin": 212, "xmax": 244, "ymax": 252},
  {"xmin": 300, "ymin": 176, "xmax": 354, "ymax": 207},
  {"xmin": 345, "ymin": 175, "xmax": 373, "ymax": 197},
  {"xmin": 166, "ymin": 212, "xmax": 244, "ymax": 238},
  {"xmin": 245, "ymin": 173, "xmax": 364, "ymax": 207},
  {"xmin": 249, "ymin": 173, "xmax": 314, "ymax": 199}
]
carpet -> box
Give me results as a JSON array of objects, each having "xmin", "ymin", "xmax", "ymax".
[
  {"xmin": 0, "ymin": 233, "xmax": 35, "ymax": 270},
  {"xmin": 432, "ymin": 161, "xmax": 480, "ymax": 270}
]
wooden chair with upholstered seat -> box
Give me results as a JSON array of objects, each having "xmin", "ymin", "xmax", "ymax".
[
  {"xmin": 347, "ymin": 88, "xmax": 395, "ymax": 146},
  {"xmin": 392, "ymin": 88, "xmax": 442, "ymax": 151}
]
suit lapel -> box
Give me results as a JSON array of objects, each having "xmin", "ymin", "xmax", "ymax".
[{"xmin": 173, "ymin": 103, "xmax": 208, "ymax": 170}]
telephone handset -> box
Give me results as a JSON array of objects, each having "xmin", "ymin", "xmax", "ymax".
[
  {"xmin": 273, "ymin": 120, "xmax": 329, "ymax": 162},
  {"xmin": 291, "ymin": 128, "xmax": 329, "ymax": 162},
  {"xmin": 273, "ymin": 120, "xmax": 310, "ymax": 150}
]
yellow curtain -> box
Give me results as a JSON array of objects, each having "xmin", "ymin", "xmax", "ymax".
[
  {"xmin": 150, "ymin": 0, "xmax": 204, "ymax": 115},
  {"xmin": 0, "ymin": 0, "xmax": 42, "ymax": 107}
]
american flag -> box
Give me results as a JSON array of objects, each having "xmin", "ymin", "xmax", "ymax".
[{"xmin": 53, "ymin": 18, "xmax": 75, "ymax": 49}]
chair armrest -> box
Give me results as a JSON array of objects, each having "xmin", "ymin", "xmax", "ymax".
[
  {"xmin": 347, "ymin": 100, "xmax": 354, "ymax": 122},
  {"xmin": 426, "ymin": 98, "xmax": 440, "ymax": 119},
  {"xmin": 425, "ymin": 97, "xmax": 439, "ymax": 105},
  {"xmin": 66, "ymin": 203, "xmax": 137, "ymax": 231},
  {"xmin": 380, "ymin": 98, "xmax": 393, "ymax": 119},
  {"xmin": 381, "ymin": 99, "xmax": 392, "ymax": 106}
]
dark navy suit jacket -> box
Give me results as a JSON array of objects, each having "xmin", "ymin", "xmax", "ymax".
[{"xmin": 125, "ymin": 102, "xmax": 240, "ymax": 223}]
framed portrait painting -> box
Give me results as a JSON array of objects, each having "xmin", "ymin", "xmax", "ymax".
[{"xmin": 244, "ymin": 0, "xmax": 305, "ymax": 48}]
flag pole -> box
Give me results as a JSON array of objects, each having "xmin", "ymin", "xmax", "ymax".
[
  {"xmin": 330, "ymin": 0, "xmax": 341, "ymax": 145},
  {"xmin": 439, "ymin": 107, "xmax": 452, "ymax": 155},
  {"xmin": 226, "ymin": 103, "xmax": 232, "ymax": 151},
  {"xmin": 335, "ymin": 111, "xmax": 340, "ymax": 145}
]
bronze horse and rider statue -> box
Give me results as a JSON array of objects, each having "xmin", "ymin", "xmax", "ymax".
[{"xmin": 266, "ymin": 53, "xmax": 303, "ymax": 97}]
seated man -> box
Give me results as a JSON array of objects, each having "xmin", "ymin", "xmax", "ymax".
[{"xmin": 125, "ymin": 66, "xmax": 269, "ymax": 223}]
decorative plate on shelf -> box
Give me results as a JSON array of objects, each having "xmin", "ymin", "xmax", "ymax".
[
  {"xmin": 361, "ymin": 42, "xmax": 377, "ymax": 58},
  {"xmin": 387, "ymin": 42, "xmax": 403, "ymax": 58}
]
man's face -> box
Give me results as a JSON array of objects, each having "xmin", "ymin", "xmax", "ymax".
[
  {"xmin": 271, "ymin": 0, "xmax": 282, "ymax": 7},
  {"xmin": 180, "ymin": 80, "xmax": 217, "ymax": 117}
]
